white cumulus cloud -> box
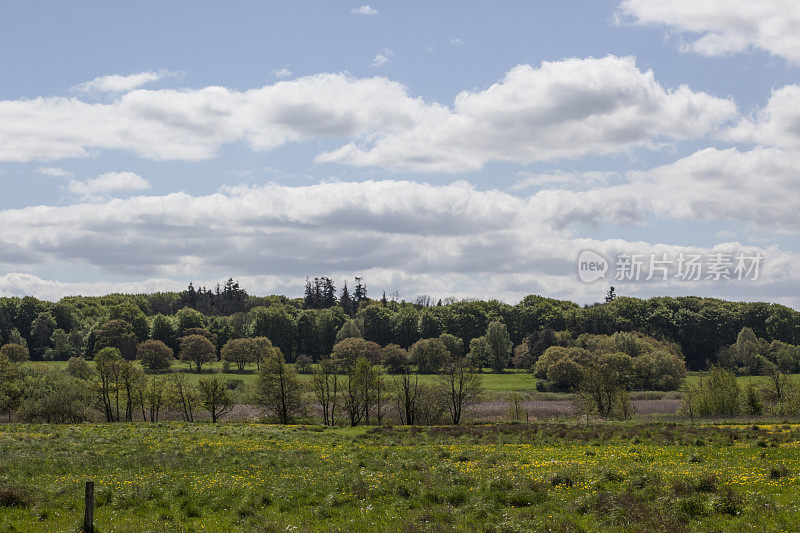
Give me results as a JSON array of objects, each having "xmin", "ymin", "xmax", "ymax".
[
  {"xmin": 726, "ymin": 85, "xmax": 800, "ymax": 150},
  {"xmin": 66, "ymin": 171, "xmax": 151, "ymax": 199},
  {"xmin": 0, "ymin": 176, "xmax": 798, "ymax": 304},
  {"xmin": 0, "ymin": 57, "xmax": 736, "ymax": 171},
  {"xmin": 351, "ymin": 5, "xmax": 378, "ymax": 16},
  {"xmin": 318, "ymin": 56, "xmax": 737, "ymax": 172},
  {"xmin": 619, "ymin": 0, "xmax": 800, "ymax": 64},
  {"xmin": 72, "ymin": 70, "xmax": 176, "ymax": 93},
  {"xmin": 370, "ymin": 49, "xmax": 394, "ymax": 68}
]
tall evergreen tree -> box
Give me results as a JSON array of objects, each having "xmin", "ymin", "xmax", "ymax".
[
  {"xmin": 322, "ymin": 278, "xmax": 336, "ymax": 308},
  {"xmin": 354, "ymin": 277, "xmax": 367, "ymax": 309},
  {"xmin": 304, "ymin": 278, "xmax": 315, "ymax": 309},
  {"xmin": 340, "ymin": 282, "xmax": 353, "ymax": 318}
]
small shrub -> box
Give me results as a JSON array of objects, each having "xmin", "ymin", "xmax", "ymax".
[
  {"xmin": 713, "ymin": 487, "xmax": 744, "ymax": 516},
  {"xmin": 488, "ymin": 478, "xmax": 513, "ymax": 491},
  {"xmin": 677, "ymin": 495, "xmax": 708, "ymax": 519},
  {"xmin": 602, "ymin": 470, "xmax": 625, "ymax": 483},
  {"xmin": 0, "ymin": 484, "xmax": 32, "ymax": 507},
  {"xmin": 506, "ymin": 488, "xmax": 546, "ymax": 507},
  {"xmin": 769, "ymin": 464, "xmax": 790, "ymax": 480},
  {"xmin": 66, "ymin": 356, "xmax": 93, "ymax": 379},
  {"xmin": 443, "ymin": 487, "xmax": 469, "ymax": 506},
  {"xmin": 550, "ymin": 471, "xmax": 576, "ymax": 487}
]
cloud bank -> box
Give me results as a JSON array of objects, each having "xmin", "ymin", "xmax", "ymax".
[{"xmin": 0, "ymin": 57, "xmax": 735, "ymax": 172}]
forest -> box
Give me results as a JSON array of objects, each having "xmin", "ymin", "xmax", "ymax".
[{"xmin": 1, "ymin": 277, "xmax": 798, "ymax": 371}]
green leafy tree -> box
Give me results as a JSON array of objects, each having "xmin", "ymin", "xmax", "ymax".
[
  {"xmin": 418, "ymin": 309, "xmax": 442, "ymax": 339},
  {"xmin": 343, "ymin": 356, "xmax": 382, "ymax": 426},
  {"xmin": 485, "ymin": 321, "xmax": 512, "ymax": 372},
  {"xmin": 8, "ymin": 329, "xmax": 27, "ymax": 348},
  {"xmin": 393, "ymin": 307, "xmax": 419, "ymax": 348},
  {"xmin": 51, "ymin": 301, "xmax": 80, "ymax": 332},
  {"xmin": 409, "ymin": 338, "xmax": 449, "ymax": 374},
  {"xmin": 66, "ymin": 356, "xmax": 94, "ymax": 380},
  {"xmin": 137, "ymin": 340, "xmax": 174, "ymax": 372},
  {"xmin": 0, "ymin": 343, "xmax": 29, "ymax": 363},
  {"xmin": 109, "ymin": 303, "xmax": 150, "ymax": 342},
  {"xmin": 253, "ymin": 349, "xmax": 305, "ymax": 424},
  {"xmin": 94, "ymin": 319, "xmax": 138, "ymax": 360},
  {"xmin": 318, "ymin": 307, "xmax": 347, "ymax": 355},
  {"xmin": 179, "ymin": 334, "xmax": 216, "ymax": 372},
  {"xmin": 166, "ymin": 373, "xmax": 198, "ymax": 421},
  {"xmin": 47, "ymin": 329, "xmax": 76, "ymax": 360},
  {"xmin": 438, "ymin": 333, "xmax": 464, "ymax": 358},
  {"xmin": 361, "ymin": 305, "xmax": 393, "ymax": 346},
  {"xmin": 682, "ymin": 366, "xmax": 741, "ymax": 418},
  {"xmin": 221, "ymin": 338, "xmax": 258, "ymax": 371},
  {"xmin": 312, "ymin": 353, "xmax": 340, "ymax": 426},
  {"xmin": 467, "ymin": 336, "xmax": 489, "ymax": 370},
  {"xmin": 381, "ymin": 344, "xmax": 409, "ymax": 374},
  {"xmin": 176, "ymin": 307, "xmax": 205, "ymax": 335},
  {"xmin": 335, "ymin": 319, "xmax": 363, "ymax": 343},
  {"xmin": 151, "ymin": 314, "xmax": 178, "ymax": 354},
  {"xmin": 576, "ymin": 352, "xmax": 634, "ymax": 418},
  {"xmin": 331, "ymin": 337, "xmax": 370, "ymax": 369},
  {"xmin": 250, "ymin": 306, "xmax": 297, "ymax": 360},
  {"xmin": 30, "ymin": 312, "xmax": 57, "ymax": 357},
  {"xmin": 546, "ymin": 356, "xmax": 581, "ymax": 391},
  {"xmin": 95, "ymin": 347, "xmax": 126, "ymax": 421},
  {"xmin": 16, "ymin": 366, "xmax": 91, "ymax": 423},
  {"xmin": 198, "ymin": 376, "xmax": 235, "ymax": 422},
  {"xmin": 438, "ymin": 355, "xmax": 482, "ymax": 425},
  {"xmin": 297, "ymin": 310, "xmax": 320, "ymax": 360}
]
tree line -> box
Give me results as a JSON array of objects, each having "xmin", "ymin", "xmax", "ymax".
[
  {"xmin": 2, "ymin": 279, "xmax": 800, "ymax": 371},
  {"xmin": 0, "ymin": 335, "xmax": 484, "ymax": 426}
]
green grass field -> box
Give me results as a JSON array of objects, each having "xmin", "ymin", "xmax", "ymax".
[
  {"xmin": 22, "ymin": 360, "xmax": 541, "ymax": 394},
  {"xmin": 1, "ymin": 422, "xmax": 800, "ymax": 532}
]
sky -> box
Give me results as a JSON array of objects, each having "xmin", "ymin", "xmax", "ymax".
[{"xmin": 0, "ymin": 0, "xmax": 799, "ymax": 306}]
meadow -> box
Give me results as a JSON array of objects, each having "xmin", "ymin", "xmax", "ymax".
[{"xmin": 1, "ymin": 422, "xmax": 800, "ymax": 532}]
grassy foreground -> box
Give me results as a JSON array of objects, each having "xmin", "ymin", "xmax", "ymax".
[{"xmin": 2, "ymin": 423, "xmax": 800, "ymax": 532}]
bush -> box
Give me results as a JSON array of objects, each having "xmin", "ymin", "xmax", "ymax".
[
  {"xmin": 0, "ymin": 343, "xmax": 29, "ymax": 363},
  {"xmin": 137, "ymin": 340, "xmax": 174, "ymax": 372},
  {"xmin": 66, "ymin": 356, "xmax": 94, "ymax": 379},
  {"xmin": 632, "ymin": 350, "xmax": 686, "ymax": 391},
  {"xmin": 409, "ymin": 338, "xmax": 449, "ymax": 374},
  {"xmin": 295, "ymin": 354, "xmax": 312, "ymax": 374},
  {"xmin": 682, "ymin": 366, "xmax": 741, "ymax": 418},
  {"xmin": 743, "ymin": 383, "xmax": 764, "ymax": 416},
  {"xmin": 546, "ymin": 356, "xmax": 581, "ymax": 391},
  {"xmin": 534, "ymin": 347, "xmax": 591, "ymax": 379},
  {"xmin": 381, "ymin": 344, "xmax": 409, "ymax": 374},
  {"xmin": 17, "ymin": 366, "xmax": 92, "ymax": 423}
]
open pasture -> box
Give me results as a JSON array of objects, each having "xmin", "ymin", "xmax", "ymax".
[{"xmin": 1, "ymin": 422, "xmax": 800, "ymax": 532}]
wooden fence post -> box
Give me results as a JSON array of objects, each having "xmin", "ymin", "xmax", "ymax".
[{"xmin": 84, "ymin": 481, "xmax": 94, "ymax": 533}]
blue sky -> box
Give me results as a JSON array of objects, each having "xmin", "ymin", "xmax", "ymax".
[{"xmin": 1, "ymin": 1, "xmax": 799, "ymax": 305}]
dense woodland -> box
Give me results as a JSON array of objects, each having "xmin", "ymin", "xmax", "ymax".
[
  {"xmin": 3, "ymin": 277, "xmax": 800, "ymax": 425},
  {"xmin": 1, "ymin": 277, "xmax": 799, "ymax": 371}
]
